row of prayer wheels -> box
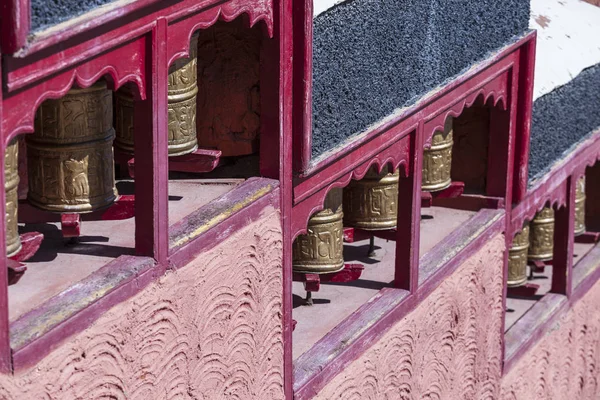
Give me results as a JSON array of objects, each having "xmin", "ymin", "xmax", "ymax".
[
  {"xmin": 507, "ymin": 176, "xmax": 587, "ymax": 287},
  {"xmin": 292, "ymin": 118, "xmax": 455, "ymax": 273},
  {"xmin": 4, "ymin": 32, "xmax": 253, "ymax": 257}
]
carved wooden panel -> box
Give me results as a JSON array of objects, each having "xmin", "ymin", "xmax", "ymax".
[{"xmin": 313, "ymin": 234, "xmax": 505, "ymax": 399}]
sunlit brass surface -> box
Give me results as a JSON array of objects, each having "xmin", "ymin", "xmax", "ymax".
[
  {"xmin": 422, "ymin": 117, "xmax": 453, "ymax": 192},
  {"xmin": 293, "ymin": 188, "xmax": 344, "ymax": 274},
  {"xmin": 5, "ymin": 139, "xmax": 21, "ymax": 257},
  {"xmin": 508, "ymin": 223, "xmax": 529, "ymax": 287},
  {"xmin": 343, "ymin": 166, "xmax": 399, "ymax": 230},
  {"xmin": 167, "ymin": 33, "xmax": 199, "ymax": 156},
  {"xmin": 574, "ymin": 176, "xmax": 586, "ymax": 236},
  {"xmin": 528, "ymin": 207, "xmax": 554, "ymax": 262},
  {"xmin": 114, "ymin": 85, "xmax": 135, "ymax": 154},
  {"xmin": 28, "ymin": 81, "xmax": 118, "ymax": 213}
]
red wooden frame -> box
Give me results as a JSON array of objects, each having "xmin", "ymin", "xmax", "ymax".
[{"xmin": 0, "ymin": 0, "xmax": 286, "ymax": 377}]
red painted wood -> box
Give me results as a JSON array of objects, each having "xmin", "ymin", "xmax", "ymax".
[
  {"xmin": 0, "ymin": 65, "xmax": 13, "ymax": 373},
  {"xmin": 291, "ymin": 0, "xmax": 313, "ymax": 173},
  {"xmin": 9, "ymin": 232, "xmax": 43, "ymax": 263},
  {"xmin": 394, "ymin": 131, "xmax": 421, "ymax": 292},
  {"xmin": 572, "ymin": 243, "xmax": 600, "ymax": 303},
  {"xmin": 506, "ymin": 283, "xmax": 540, "ymax": 298},
  {"xmin": 428, "ymin": 181, "xmax": 465, "ymax": 199},
  {"xmin": 551, "ymin": 178, "xmax": 575, "ymax": 297},
  {"xmin": 574, "ymin": 231, "xmax": 600, "ymax": 244},
  {"xmin": 6, "ymin": 259, "xmax": 26, "ymax": 286},
  {"xmin": 18, "ymin": 196, "xmax": 135, "ymax": 224},
  {"xmin": 11, "ymin": 256, "xmax": 156, "ymax": 371},
  {"xmin": 486, "ymin": 106, "xmax": 511, "ymax": 198},
  {"xmin": 292, "ymin": 264, "xmax": 364, "ymax": 289},
  {"xmin": 60, "ymin": 214, "xmax": 81, "ymax": 238},
  {"xmin": 0, "ymin": 0, "xmax": 29, "ymax": 54},
  {"xmin": 512, "ymin": 33, "xmax": 537, "ymax": 203},
  {"xmin": 421, "ymin": 191, "xmax": 433, "ymax": 208},
  {"xmin": 133, "ymin": 20, "xmax": 169, "ymax": 268},
  {"xmin": 127, "ymin": 150, "xmax": 222, "ymax": 176},
  {"xmin": 503, "ymin": 293, "xmax": 568, "ymax": 375}
]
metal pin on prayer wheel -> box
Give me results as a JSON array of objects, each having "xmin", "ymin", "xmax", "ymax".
[
  {"xmin": 343, "ymin": 165, "xmax": 399, "ymax": 230},
  {"xmin": 422, "ymin": 117, "xmax": 453, "ymax": 192},
  {"xmin": 5, "ymin": 138, "xmax": 21, "ymax": 257},
  {"xmin": 528, "ymin": 207, "xmax": 554, "ymax": 262},
  {"xmin": 293, "ymin": 188, "xmax": 344, "ymax": 274},
  {"xmin": 574, "ymin": 176, "xmax": 586, "ymax": 236},
  {"xmin": 27, "ymin": 81, "xmax": 118, "ymax": 213},
  {"xmin": 167, "ymin": 33, "xmax": 199, "ymax": 156},
  {"xmin": 508, "ymin": 223, "xmax": 529, "ymax": 287}
]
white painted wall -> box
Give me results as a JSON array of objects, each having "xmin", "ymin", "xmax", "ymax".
[
  {"xmin": 530, "ymin": 0, "xmax": 600, "ymax": 100},
  {"xmin": 313, "ymin": 0, "xmax": 345, "ymax": 17}
]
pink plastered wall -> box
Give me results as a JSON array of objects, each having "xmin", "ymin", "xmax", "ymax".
[
  {"xmin": 313, "ymin": 233, "xmax": 506, "ymax": 399},
  {"xmin": 500, "ymin": 279, "xmax": 600, "ymax": 399},
  {"xmin": 0, "ymin": 208, "xmax": 284, "ymax": 399}
]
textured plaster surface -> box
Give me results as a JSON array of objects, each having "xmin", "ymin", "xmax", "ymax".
[
  {"xmin": 313, "ymin": 233, "xmax": 505, "ymax": 399},
  {"xmin": 0, "ymin": 209, "xmax": 284, "ymax": 399},
  {"xmin": 500, "ymin": 278, "xmax": 600, "ymax": 399}
]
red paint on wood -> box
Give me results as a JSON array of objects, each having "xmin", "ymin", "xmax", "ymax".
[
  {"xmin": 0, "ymin": 0, "xmax": 29, "ymax": 54},
  {"xmin": 551, "ymin": 179, "xmax": 576, "ymax": 297},
  {"xmin": 429, "ymin": 181, "xmax": 465, "ymax": 199},
  {"xmin": 9, "ymin": 232, "xmax": 43, "ymax": 263},
  {"xmin": 60, "ymin": 214, "xmax": 81, "ymax": 238},
  {"xmin": 507, "ymin": 283, "xmax": 540, "ymax": 298},
  {"xmin": 574, "ymin": 231, "xmax": 600, "ymax": 244},
  {"xmin": 134, "ymin": 21, "xmax": 169, "ymax": 268},
  {"xmin": 432, "ymin": 194, "xmax": 504, "ymax": 211}
]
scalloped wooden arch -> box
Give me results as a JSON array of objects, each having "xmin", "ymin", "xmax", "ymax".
[
  {"xmin": 166, "ymin": 4, "xmax": 273, "ymax": 68},
  {"xmin": 292, "ymin": 158, "xmax": 409, "ymax": 240},
  {"xmin": 423, "ymin": 84, "xmax": 507, "ymax": 148}
]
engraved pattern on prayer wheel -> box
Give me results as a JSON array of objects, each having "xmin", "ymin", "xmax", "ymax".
[
  {"xmin": 28, "ymin": 81, "xmax": 118, "ymax": 213},
  {"xmin": 343, "ymin": 165, "xmax": 399, "ymax": 230},
  {"xmin": 167, "ymin": 33, "xmax": 199, "ymax": 156},
  {"xmin": 528, "ymin": 207, "xmax": 554, "ymax": 262},
  {"xmin": 508, "ymin": 223, "xmax": 529, "ymax": 287},
  {"xmin": 293, "ymin": 188, "xmax": 344, "ymax": 274},
  {"xmin": 114, "ymin": 85, "xmax": 135, "ymax": 154},
  {"xmin": 422, "ymin": 118, "xmax": 453, "ymax": 192},
  {"xmin": 5, "ymin": 138, "xmax": 21, "ymax": 257},
  {"xmin": 574, "ymin": 176, "xmax": 586, "ymax": 236}
]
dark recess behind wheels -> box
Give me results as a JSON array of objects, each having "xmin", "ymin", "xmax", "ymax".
[{"xmin": 311, "ymin": 0, "xmax": 530, "ymax": 158}]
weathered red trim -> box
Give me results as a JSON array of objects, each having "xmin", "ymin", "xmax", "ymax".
[
  {"xmin": 169, "ymin": 178, "xmax": 280, "ymax": 268},
  {"xmin": 10, "ymin": 256, "xmax": 156, "ymax": 371},
  {"xmin": 572, "ymin": 243, "xmax": 600, "ymax": 303},
  {"xmin": 293, "ymin": 209, "xmax": 504, "ymax": 399},
  {"xmin": 0, "ymin": 0, "xmax": 29, "ymax": 54},
  {"xmin": 503, "ymin": 293, "xmax": 569, "ymax": 375}
]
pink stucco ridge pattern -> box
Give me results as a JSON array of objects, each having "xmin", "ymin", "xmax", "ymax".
[
  {"xmin": 314, "ymin": 233, "xmax": 506, "ymax": 400},
  {"xmin": 500, "ymin": 278, "xmax": 600, "ymax": 400},
  {"xmin": 0, "ymin": 208, "xmax": 284, "ymax": 399}
]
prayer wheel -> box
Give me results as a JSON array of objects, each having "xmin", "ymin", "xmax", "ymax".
[
  {"xmin": 343, "ymin": 165, "xmax": 399, "ymax": 230},
  {"xmin": 574, "ymin": 176, "xmax": 586, "ymax": 236},
  {"xmin": 114, "ymin": 85, "xmax": 135, "ymax": 154},
  {"xmin": 422, "ymin": 117, "xmax": 453, "ymax": 192},
  {"xmin": 28, "ymin": 81, "xmax": 118, "ymax": 213},
  {"xmin": 508, "ymin": 223, "xmax": 529, "ymax": 287},
  {"xmin": 528, "ymin": 207, "xmax": 554, "ymax": 262},
  {"xmin": 5, "ymin": 138, "xmax": 21, "ymax": 257},
  {"xmin": 114, "ymin": 33, "xmax": 199, "ymax": 156},
  {"xmin": 167, "ymin": 33, "xmax": 199, "ymax": 156},
  {"xmin": 293, "ymin": 188, "xmax": 344, "ymax": 274}
]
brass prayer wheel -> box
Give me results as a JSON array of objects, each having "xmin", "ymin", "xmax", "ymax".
[
  {"xmin": 167, "ymin": 33, "xmax": 199, "ymax": 156},
  {"xmin": 574, "ymin": 176, "xmax": 586, "ymax": 236},
  {"xmin": 422, "ymin": 117, "xmax": 453, "ymax": 192},
  {"xmin": 508, "ymin": 223, "xmax": 529, "ymax": 287},
  {"xmin": 28, "ymin": 81, "xmax": 118, "ymax": 213},
  {"xmin": 5, "ymin": 138, "xmax": 21, "ymax": 257},
  {"xmin": 114, "ymin": 85, "xmax": 135, "ymax": 154},
  {"xmin": 343, "ymin": 165, "xmax": 399, "ymax": 230},
  {"xmin": 293, "ymin": 188, "xmax": 344, "ymax": 274},
  {"xmin": 528, "ymin": 207, "xmax": 554, "ymax": 262}
]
